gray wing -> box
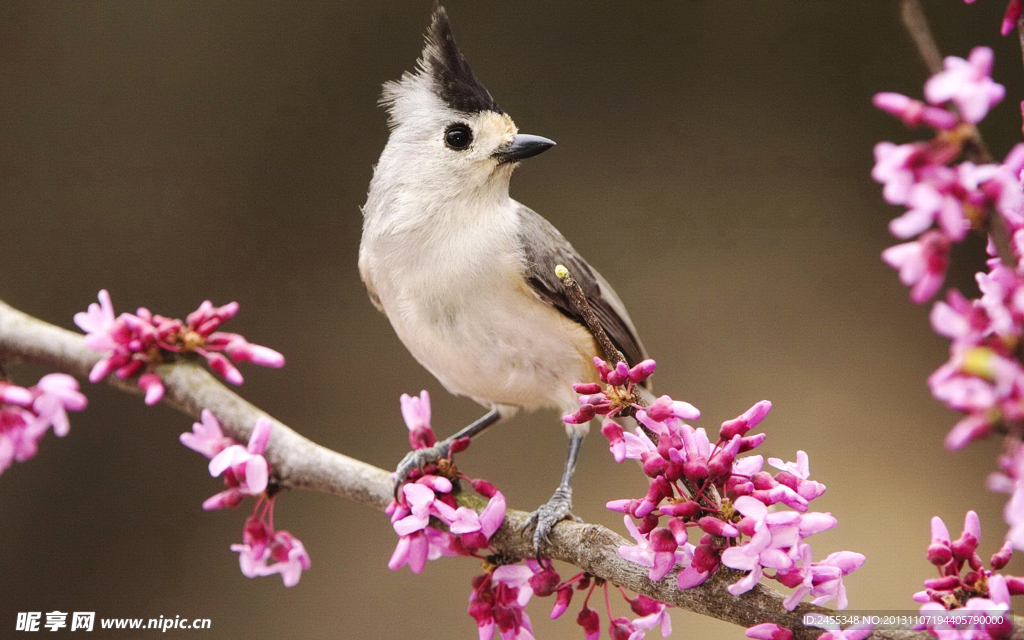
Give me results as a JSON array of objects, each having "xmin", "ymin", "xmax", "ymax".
[{"xmin": 515, "ymin": 203, "xmax": 649, "ymax": 378}]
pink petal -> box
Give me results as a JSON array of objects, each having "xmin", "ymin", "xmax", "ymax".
[
  {"xmin": 244, "ymin": 455, "xmax": 268, "ymax": 493},
  {"xmin": 248, "ymin": 417, "xmax": 272, "ymax": 455}
]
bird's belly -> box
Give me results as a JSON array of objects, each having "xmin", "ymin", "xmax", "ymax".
[{"xmin": 385, "ymin": 288, "xmax": 598, "ymax": 412}]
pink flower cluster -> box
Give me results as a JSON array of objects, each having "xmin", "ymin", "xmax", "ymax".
[
  {"xmin": 0, "ymin": 373, "xmax": 86, "ymax": 476},
  {"xmin": 963, "ymin": 0, "xmax": 1023, "ymax": 36},
  {"xmin": 573, "ymin": 358, "xmax": 864, "ymax": 609},
  {"xmin": 388, "ymin": 390, "xmax": 675, "ymax": 640},
  {"xmin": 231, "ymin": 503, "xmax": 311, "ymax": 588},
  {"xmin": 180, "ymin": 410, "xmax": 310, "ymax": 587},
  {"xmin": 387, "ymin": 391, "xmax": 507, "ymax": 574},
  {"xmin": 183, "ymin": 411, "xmax": 273, "ymax": 510},
  {"xmin": 471, "ymin": 557, "xmax": 673, "ymax": 640},
  {"xmin": 913, "ymin": 512, "xmax": 1018, "ymax": 639},
  {"xmin": 872, "ymin": 47, "xmax": 1020, "ymax": 303},
  {"xmin": 928, "ymin": 270, "xmax": 1024, "ymax": 451},
  {"xmin": 549, "ymin": 570, "xmax": 671, "ymax": 640},
  {"xmin": 468, "ymin": 564, "xmax": 538, "ymax": 640},
  {"xmin": 75, "ymin": 290, "xmax": 284, "ymax": 405}
]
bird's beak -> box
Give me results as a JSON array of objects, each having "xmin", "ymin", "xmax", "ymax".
[{"xmin": 493, "ymin": 134, "xmax": 556, "ymax": 164}]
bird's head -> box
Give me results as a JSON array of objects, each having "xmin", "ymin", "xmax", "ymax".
[{"xmin": 376, "ymin": 6, "xmax": 554, "ymax": 198}]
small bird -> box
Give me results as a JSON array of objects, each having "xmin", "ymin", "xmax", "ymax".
[{"xmin": 359, "ymin": 5, "xmax": 649, "ymax": 551}]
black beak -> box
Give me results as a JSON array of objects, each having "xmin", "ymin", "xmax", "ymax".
[{"xmin": 493, "ymin": 134, "xmax": 556, "ymax": 164}]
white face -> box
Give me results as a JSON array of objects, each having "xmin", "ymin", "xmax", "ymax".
[{"xmin": 378, "ymin": 80, "xmax": 520, "ymax": 198}]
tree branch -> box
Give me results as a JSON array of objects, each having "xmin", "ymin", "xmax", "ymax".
[{"xmin": 0, "ymin": 296, "xmax": 1014, "ymax": 640}]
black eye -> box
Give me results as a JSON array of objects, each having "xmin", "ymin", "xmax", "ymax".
[{"xmin": 444, "ymin": 124, "xmax": 473, "ymax": 150}]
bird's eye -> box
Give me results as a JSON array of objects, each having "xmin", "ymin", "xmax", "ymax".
[{"xmin": 444, "ymin": 124, "xmax": 473, "ymax": 150}]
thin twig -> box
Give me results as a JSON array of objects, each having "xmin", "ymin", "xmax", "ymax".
[
  {"xmin": 899, "ymin": 0, "xmax": 1017, "ymax": 266},
  {"xmin": 0, "ymin": 296, "xmax": 1016, "ymax": 640},
  {"xmin": 554, "ymin": 265, "xmax": 629, "ymax": 368},
  {"xmin": 554, "ymin": 265, "xmax": 648, "ymax": 411},
  {"xmin": 900, "ymin": 0, "xmax": 943, "ymax": 74}
]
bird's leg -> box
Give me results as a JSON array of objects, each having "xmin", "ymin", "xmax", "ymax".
[
  {"xmin": 525, "ymin": 430, "xmax": 585, "ymax": 555},
  {"xmin": 393, "ymin": 408, "xmax": 502, "ymax": 495}
]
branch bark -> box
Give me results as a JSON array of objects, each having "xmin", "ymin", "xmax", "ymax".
[{"xmin": 0, "ymin": 296, "xmax": 1014, "ymax": 640}]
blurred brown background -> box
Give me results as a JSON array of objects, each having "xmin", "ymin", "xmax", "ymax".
[{"xmin": 1, "ymin": 1, "xmax": 1022, "ymax": 638}]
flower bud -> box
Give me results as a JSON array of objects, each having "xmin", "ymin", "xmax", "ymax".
[
  {"xmin": 659, "ymin": 500, "xmax": 701, "ymax": 519},
  {"xmin": 628, "ymin": 359, "xmax": 657, "ymax": 383},
  {"xmin": 649, "ymin": 527, "xmax": 678, "ymax": 553},
  {"xmin": 991, "ymin": 540, "xmax": 1013, "ymax": 570},
  {"xmin": 698, "ymin": 516, "xmax": 739, "ymax": 537},
  {"xmin": 642, "ymin": 454, "xmax": 668, "ymax": 478},
  {"xmin": 550, "ymin": 585, "xmax": 573, "ymax": 619},
  {"xmin": 576, "ymin": 607, "xmax": 600, "ymax": 639}
]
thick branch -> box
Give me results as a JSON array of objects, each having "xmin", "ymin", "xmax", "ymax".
[{"xmin": 0, "ymin": 296, "xmax": 1013, "ymax": 640}]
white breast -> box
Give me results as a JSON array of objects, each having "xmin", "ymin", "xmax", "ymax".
[{"xmin": 360, "ymin": 199, "xmax": 597, "ymax": 413}]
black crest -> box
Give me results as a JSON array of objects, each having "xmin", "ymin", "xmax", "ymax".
[{"xmin": 421, "ymin": 5, "xmax": 501, "ymax": 114}]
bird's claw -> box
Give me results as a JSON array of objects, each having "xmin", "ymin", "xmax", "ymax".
[
  {"xmin": 392, "ymin": 442, "xmax": 450, "ymax": 498},
  {"xmin": 523, "ymin": 486, "xmax": 575, "ymax": 557}
]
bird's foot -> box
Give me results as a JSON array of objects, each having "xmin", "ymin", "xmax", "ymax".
[
  {"xmin": 392, "ymin": 441, "xmax": 451, "ymax": 498},
  {"xmin": 523, "ymin": 485, "xmax": 578, "ymax": 556}
]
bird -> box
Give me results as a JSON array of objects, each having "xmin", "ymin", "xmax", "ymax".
[{"xmin": 359, "ymin": 5, "xmax": 649, "ymax": 552}]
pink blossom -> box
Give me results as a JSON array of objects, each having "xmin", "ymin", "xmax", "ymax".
[
  {"xmin": 585, "ymin": 359, "xmax": 861, "ymax": 607},
  {"xmin": 1002, "ymin": 0, "xmax": 1024, "ymax": 36},
  {"xmin": 746, "ymin": 623, "xmax": 793, "ymax": 640},
  {"xmin": 720, "ymin": 400, "xmax": 772, "ymax": 440},
  {"xmin": 601, "ymin": 418, "xmax": 627, "ymax": 462},
  {"xmin": 31, "ymin": 374, "xmax": 87, "ymax": 438},
  {"xmin": 889, "ymin": 181, "xmax": 968, "ymax": 241},
  {"xmin": 645, "ymin": 395, "xmax": 701, "ymax": 422},
  {"xmin": 75, "ymin": 291, "xmax": 285, "ymax": 403},
  {"xmin": 448, "ymin": 490, "xmax": 507, "ymax": 547},
  {"xmin": 0, "ymin": 373, "xmax": 87, "ymax": 476},
  {"xmin": 721, "ymin": 496, "xmax": 797, "ymax": 595},
  {"xmin": 401, "ymin": 390, "xmax": 436, "ymax": 450},
  {"xmin": 469, "ymin": 567, "xmax": 536, "ymax": 640},
  {"xmin": 387, "ymin": 527, "xmax": 461, "ymax": 574},
  {"xmin": 576, "ymin": 607, "xmax": 600, "ymax": 640},
  {"xmin": 803, "ymin": 551, "xmax": 865, "ymax": 609},
  {"xmin": 873, "ymin": 92, "xmax": 959, "ymax": 130},
  {"xmin": 767, "ymin": 451, "xmax": 826, "ymax": 502},
  {"xmin": 73, "ymin": 289, "xmax": 116, "ymax": 345},
  {"xmin": 387, "ymin": 466, "xmax": 504, "ymax": 572},
  {"xmin": 882, "ymin": 231, "xmax": 951, "ymax": 303},
  {"xmin": 230, "ymin": 508, "xmax": 311, "ymax": 587},
  {"xmin": 929, "ymin": 290, "xmax": 989, "ymax": 342},
  {"xmin": 959, "ymin": 160, "xmax": 1024, "ymax": 229},
  {"xmin": 630, "ymin": 599, "xmax": 672, "ymax": 639},
  {"xmin": 180, "ymin": 409, "xmax": 233, "ymax": 459},
  {"xmin": 873, "ymin": 141, "xmax": 929, "ymax": 205},
  {"xmin": 204, "ymin": 417, "xmax": 272, "ymax": 509},
  {"xmin": 924, "ymin": 47, "xmax": 1005, "ymax": 123},
  {"xmin": 0, "ymin": 382, "xmax": 32, "ymax": 406},
  {"xmin": 913, "ymin": 510, "xmax": 1021, "ymax": 640},
  {"xmin": 392, "ymin": 480, "xmax": 451, "ymax": 536},
  {"xmin": 619, "ymin": 516, "xmax": 693, "ymax": 582}
]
